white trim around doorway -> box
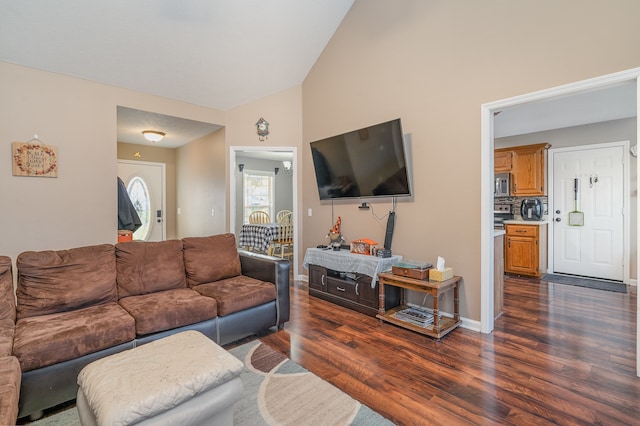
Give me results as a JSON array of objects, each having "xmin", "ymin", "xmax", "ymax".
[
  {"xmin": 480, "ymin": 67, "xmax": 640, "ymax": 336},
  {"xmin": 229, "ymin": 146, "xmax": 299, "ymax": 279}
]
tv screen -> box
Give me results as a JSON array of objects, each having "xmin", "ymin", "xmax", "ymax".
[{"xmin": 310, "ymin": 118, "xmax": 411, "ymax": 200}]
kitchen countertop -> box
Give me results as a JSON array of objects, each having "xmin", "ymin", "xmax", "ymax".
[{"xmin": 502, "ymin": 219, "xmax": 548, "ymax": 225}]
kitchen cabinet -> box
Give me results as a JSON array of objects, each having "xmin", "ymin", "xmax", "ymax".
[
  {"xmin": 511, "ymin": 143, "xmax": 550, "ymax": 196},
  {"xmin": 494, "ymin": 150, "xmax": 512, "ymax": 172},
  {"xmin": 494, "ymin": 143, "xmax": 550, "ymax": 196},
  {"xmin": 505, "ymin": 223, "xmax": 547, "ymax": 277}
]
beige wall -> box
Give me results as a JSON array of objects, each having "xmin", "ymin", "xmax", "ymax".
[
  {"xmin": 497, "ymin": 118, "xmax": 638, "ymax": 279},
  {"xmin": 117, "ymin": 142, "xmax": 178, "ymax": 239},
  {"xmin": 176, "ymin": 128, "xmax": 227, "ymax": 238},
  {"xmin": 224, "ymin": 85, "xmax": 303, "ymax": 235},
  {"xmin": 224, "ymin": 85, "xmax": 303, "ymax": 152},
  {"xmin": 2, "ymin": 1, "xmax": 639, "ymax": 322},
  {"xmin": 120, "ymin": 129, "xmax": 227, "ymax": 241},
  {"xmin": 301, "ymin": 0, "xmax": 640, "ymax": 321},
  {"xmin": 0, "ymin": 61, "xmax": 225, "ymax": 267}
]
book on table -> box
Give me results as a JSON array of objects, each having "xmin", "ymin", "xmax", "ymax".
[{"xmin": 392, "ymin": 307, "xmax": 436, "ymax": 327}]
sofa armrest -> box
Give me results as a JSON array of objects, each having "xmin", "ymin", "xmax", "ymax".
[
  {"xmin": 0, "ymin": 256, "xmax": 16, "ymax": 325},
  {"xmin": 238, "ymin": 250, "xmax": 290, "ymax": 326}
]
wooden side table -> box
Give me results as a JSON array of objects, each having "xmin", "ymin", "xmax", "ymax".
[{"xmin": 377, "ymin": 272, "xmax": 462, "ymax": 339}]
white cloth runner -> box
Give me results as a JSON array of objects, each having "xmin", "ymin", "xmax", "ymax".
[
  {"xmin": 77, "ymin": 330, "xmax": 244, "ymax": 426},
  {"xmin": 303, "ymin": 248, "xmax": 402, "ymax": 287}
]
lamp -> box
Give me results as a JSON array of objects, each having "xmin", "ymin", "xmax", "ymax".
[
  {"xmin": 142, "ymin": 130, "xmax": 165, "ymax": 143},
  {"xmin": 282, "ymin": 160, "xmax": 293, "ymax": 175}
]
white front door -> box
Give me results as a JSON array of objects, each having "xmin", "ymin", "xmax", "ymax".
[
  {"xmin": 551, "ymin": 145, "xmax": 624, "ymax": 280},
  {"xmin": 117, "ymin": 160, "xmax": 166, "ymax": 242}
]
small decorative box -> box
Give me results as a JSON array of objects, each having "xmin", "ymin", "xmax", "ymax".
[
  {"xmin": 429, "ymin": 267, "xmax": 454, "ymax": 282},
  {"xmin": 117, "ymin": 230, "xmax": 133, "ymax": 243},
  {"xmin": 391, "ymin": 261, "xmax": 433, "ymax": 280},
  {"xmin": 350, "ymin": 238, "xmax": 377, "ymax": 255}
]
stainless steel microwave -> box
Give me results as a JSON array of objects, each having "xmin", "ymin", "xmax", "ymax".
[{"xmin": 495, "ymin": 173, "xmax": 510, "ymax": 197}]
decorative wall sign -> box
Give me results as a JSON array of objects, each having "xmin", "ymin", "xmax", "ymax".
[{"xmin": 12, "ymin": 141, "xmax": 58, "ymax": 177}]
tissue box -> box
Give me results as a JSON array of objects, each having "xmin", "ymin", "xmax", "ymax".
[{"xmin": 429, "ymin": 267, "xmax": 454, "ymax": 282}]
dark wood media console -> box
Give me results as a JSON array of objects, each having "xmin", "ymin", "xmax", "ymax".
[{"xmin": 308, "ymin": 264, "xmax": 400, "ymax": 316}]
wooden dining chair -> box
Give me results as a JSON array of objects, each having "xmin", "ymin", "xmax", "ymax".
[
  {"xmin": 271, "ymin": 213, "xmax": 293, "ymax": 259},
  {"xmin": 248, "ymin": 211, "xmax": 271, "ymax": 224},
  {"xmin": 276, "ymin": 210, "xmax": 293, "ymax": 224}
]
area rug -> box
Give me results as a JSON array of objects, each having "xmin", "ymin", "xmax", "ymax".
[
  {"xmin": 24, "ymin": 340, "xmax": 391, "ymax": 426},
  {"xmin": 542, "ymin": 273, "xmax": 627, "ymax": 293}
]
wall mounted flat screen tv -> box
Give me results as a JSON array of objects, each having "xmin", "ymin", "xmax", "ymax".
[{"xmin": 310, "ymin": 118, "xmax": 411, "ymax": 200}]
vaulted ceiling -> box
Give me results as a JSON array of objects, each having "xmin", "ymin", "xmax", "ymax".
[
  {"xmin": 1, "ymin": 1, "xmax": 636, "ymax": 146},
  {"xmin": 0, "ymin": 1, "xmax": 354, "ymax": 111}
]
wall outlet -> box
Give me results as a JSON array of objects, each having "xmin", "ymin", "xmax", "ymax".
[
  {"xmin": 211, "ymin": 209, "xmax": 216, "ymax": 216},
  {"xmin": 308, "ymin": 208, "xmax": 312, "ymax": 216},
  {"xmin": 177, "ymin": 208, "xmax": 181, "ymax": 215}
]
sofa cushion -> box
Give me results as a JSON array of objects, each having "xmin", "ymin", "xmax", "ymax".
[
  {"xmin": 182, "ymin": 234, "xmax": 242, "ymax": 288},
  {"xmin": 116, "ymin": 240, "xmax": 187, "ymax": 298},
  {"xmin": 0, "ymin": 356, "xmax": 20, "ymax": 426},
  {"xmin": 118, "ymin": 288, "xmax": 217, "ymax": 336},
  {"xmin": 0, "ymin": 256, "xmax": 15, "ymax": 324},
  {"xmin": 0, "ymin": 256, "xmax": 15, "ymax": 357},
  {"xmin": 13, "ymin": 303, "xmax": 135, "ymax": 372},
  {"xmin": 194, "ymin": 275, "xmax": 276, "ymax": 316},
  {"xmin": 0, "ymin": 327, "xmax": 13, "ymax": 359},
  {"xmin": 16, "ymin": 244, "xmax": 117, "ymax": 320}
]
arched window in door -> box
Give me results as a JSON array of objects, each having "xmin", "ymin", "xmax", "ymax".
[{"xmin": 127, "ymin": 176, "xmax": 151, "ymax": 240}]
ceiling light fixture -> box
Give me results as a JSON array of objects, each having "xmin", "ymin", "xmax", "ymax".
[{"xmin": 142, "ymin": 130, "xmax": 165, "ymax": 143}]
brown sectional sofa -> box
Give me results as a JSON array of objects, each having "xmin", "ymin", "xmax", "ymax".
[
  {"xmin": 0, "ymin": 256, "xmax": 20, "ymax": 425},
  {"xmin": 3, "ymin": 233, "xmax": 289, "ymax": 422}
]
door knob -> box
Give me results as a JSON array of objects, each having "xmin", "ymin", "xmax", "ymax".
[
  {"xmin": 555, "ymin": 210, "xmax": 561, "ymax": 214},
  {"xmin": 555, "ymin": 217, "xmax": 561, "ymax": 222}
]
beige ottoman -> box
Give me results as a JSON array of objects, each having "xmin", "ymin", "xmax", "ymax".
[{"xmin": 76, "ymin": 330, "xmax": 244, "ymax": 426}]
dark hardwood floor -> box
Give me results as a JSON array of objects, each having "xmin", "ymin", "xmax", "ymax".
[{"xmin": 260, "ymin": 275, "xmax": 640, "ymax": 425}]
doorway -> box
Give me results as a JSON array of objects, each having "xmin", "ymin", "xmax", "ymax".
[
  {"xmin": 480, "ymin": 67, "xmax": 640, "ymax": 336},
  {"xmin": 117, "ymin": 160, "xmax": 166, "ymax": 242},
  {"xmin": 229, "ymin": 146, "xmax": 298, "ymax": 277},
  {"xmin": 549, "ymin": 142, "xmax": 628, "ymax": 281}
]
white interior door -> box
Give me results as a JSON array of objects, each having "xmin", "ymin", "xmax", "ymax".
[
  {"xmin": 117, "ymin": 160, "xmax": 166, "ymax": 242},
  {"xmin": 551, "ymin": 145, "xmax": 624, "ymax": 280}
]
